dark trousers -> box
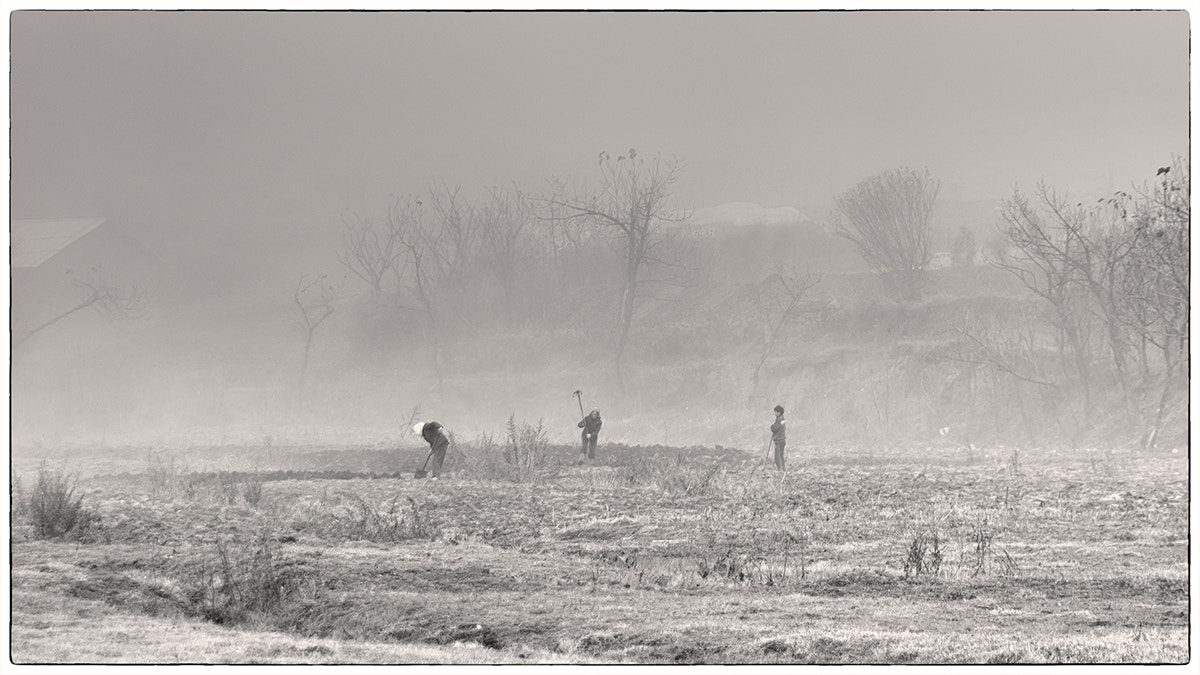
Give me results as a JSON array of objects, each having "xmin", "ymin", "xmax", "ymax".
[
  {"xmin": 774, "ymin": 440, "xmax": 786, "ymax": 470},
  {"xmin": 581, "ymin": 432, "xmax": 598, "ymax": 459},
  {"xmin": 429, "ymin": 441, "xmax": 448, "ymax": 477}
]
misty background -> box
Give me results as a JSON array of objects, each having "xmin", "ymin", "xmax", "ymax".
[{"xmin": 7, "ymin": 9, "xmax": 1190, "ymax": 450}]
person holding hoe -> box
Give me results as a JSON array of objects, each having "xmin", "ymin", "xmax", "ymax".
[
  {"xmin": 578, "ymin": 408, "xmax": 603, "ymax": 462},
  {"xmin": 770, "ymin": 405, "xmax": 786, "ymax": 471},
  {"xmin": 412, "ymin": 420, "xmax": 450, "ymax": 480}
]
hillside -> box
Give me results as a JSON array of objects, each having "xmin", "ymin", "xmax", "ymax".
[{"xmin": 13, "ymin": 253, "xmax": 1183, "ymax": 455}]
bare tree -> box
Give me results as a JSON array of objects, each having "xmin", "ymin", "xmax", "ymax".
[
  {"xmin": 751, "ymin": 269, "xmax": 820, "ymax": 393},
  {"xmin": 390, "ymin": 195, "xmax": 450, "ymax": 401},
  {"xmin": 335, "ymin": 213, "xmax": 404, "ymax": 296},
  {"xmin": 426, "ymin": 183, "xmax": 484, "ymax": 288},
  {"xmin": 1125, "ymin": 157, "xmax": 1189, "ymax": 377},
  {"xmin": 481, "ymin": 184, "xmax": 535, "ymax": 315},
  {"xmin": 980, "ymin": 158, "xmax": 1189, "ymax": 447},
  {"xmin": 538, "ymin": 176, "xmax": 602, "ymax": 293},
  {"xmin": 1114, "ymin": 157, "xmax": 1190, "ymax": 446},
  {"xmin": 291, "ymin": 273, "xmax": 343, "ymax": 411},
  {"xmin": 13, "ymin": 267, "xmax": 147, "ymax": 351},
  {"xmin": 833, "ymin": 167, "xmax": 939, "ymax": 298},
  {"xmin": 549, "ymin": 148, "xmax": 687, "ymax": 389},
  {"xmin": 950, "ymin": 309, "xmax": 1074, "ymax": 444},
  {"xmin": 992, "ymin": 185, "xmax": 1098, "ymax": 420}
]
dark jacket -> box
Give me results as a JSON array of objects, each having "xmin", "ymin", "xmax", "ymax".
[
  {"xmin": 770, "ymin": 416, "xmax": 786, "ymax": 443},
  {"xmin": 579, "ymin": 413, "xmax": 602, "ymax": 436},
  {"xmin": 422, "ymin": 421, "xmax": 449, "ymax": 450}
]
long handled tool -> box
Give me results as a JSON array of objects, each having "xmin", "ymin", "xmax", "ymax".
[
  {"xmin": 573, "ymin": 390, "xmax": 589, "ymax": 461},
  {"xmin": 572, "ymin": 389, "xmax": 585, "ymax": 419},
  {"xmin": 414, "ymin": 447, "xmax": 434, "ymax": 479}
]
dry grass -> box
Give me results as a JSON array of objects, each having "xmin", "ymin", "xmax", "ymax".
[
  {"xmin": 9, "ymin": 586, "xmax": 590, "ymax": 664},
  {"xmin": 8, "ymin": 441, "xmax": 1191, "ymax": 665}
]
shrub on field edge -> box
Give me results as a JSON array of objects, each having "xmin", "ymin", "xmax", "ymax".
[
  {"xmin": 18, "ymin": 462, "xmax": 99, "ymax": 539},
  {"xmin": 198, "ymin": 533, "xmax": 324, "ymax": 625}
]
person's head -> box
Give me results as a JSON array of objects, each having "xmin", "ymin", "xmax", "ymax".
[
  {"xmin": 412, "ymin": 422, "xmax": 426, "ymax": 436},
  {"xmin": 590, "ymin": 409, "xmax": 601, "ymax": 418},
  {"xmin": 774, "ymin": 405, "xmax": 784, "ymax": 416}
]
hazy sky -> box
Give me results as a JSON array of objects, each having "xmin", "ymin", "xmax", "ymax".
[{"xmin": 7, "ymin": 9, "xmax": 1190, "ymax": 267}]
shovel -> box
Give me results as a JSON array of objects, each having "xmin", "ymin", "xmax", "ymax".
[{"xmin": 414, "ymin": 448, "xmax": 434, "ymax": 479}]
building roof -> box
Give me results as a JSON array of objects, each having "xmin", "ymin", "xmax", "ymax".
[{"xmin": 10, "ymin": 218, "xmax": 108, "ymax": 268}]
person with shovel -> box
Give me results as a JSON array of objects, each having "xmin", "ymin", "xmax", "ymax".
[
  {"xmin": 412, "ymin": 420, "xmax": 450, "ymax": 480},
  {"xmin": 770, "ymin": 405, "xmax": 786, "ymax": 471},
  {"xmin": 578, "ymin": 408, "xmax": 603, "ymax": 461}
]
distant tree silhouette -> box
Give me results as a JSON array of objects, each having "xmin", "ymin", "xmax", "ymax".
[
  {"xmin": 291, "ymin": 273, "xmax": 343, "ymax": 412},
  {"xmin": 549, "ymin": 149, "xmax": 688, "ymax": 390},
  {"xmin": 833, "ymin": 167, "xmax": 939, "ymax": 298},
  {"xmin": 13, "ymin": 267, "xmax": 146, "ymax": 352}
]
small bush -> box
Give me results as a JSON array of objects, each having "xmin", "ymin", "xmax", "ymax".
[
  {"xmin": 22, "ymin": 462, "xmax": 98, "ymax": 539},
  {"xmin": 146, "ymin": 451, "xmax": 199, "ymax": 500},
  {"xmin": 212, "ymin": 471, "xmax": 265, "ymax": 507},
  {"xmin": 503, "ymin": 415, "xmax": 550, "ymax": 481},
  {"xmin": 195, "ymin": 533, "xmax": 323, "ymax": 625},
  {"xmin": 903, "ymin": 532, "xmax": 943, "ymax": 578},
  {"xmin": 457, "ymin": 417, "xmax": 556, "ymax": 483},
  {"xmin": 965, "ymin": 515, "xmax": 1019, "ymax": 577}
]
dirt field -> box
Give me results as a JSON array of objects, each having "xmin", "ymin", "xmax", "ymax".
[{"xmin": 8, "ymin": 440, "xmax": 1192, "ymax": 665}]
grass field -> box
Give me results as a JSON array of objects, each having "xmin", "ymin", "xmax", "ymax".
[{"xmin": 7, "ymin": 438, "xmax": 1193, "ymax": 665}]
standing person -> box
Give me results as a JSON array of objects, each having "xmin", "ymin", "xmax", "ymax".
[
  {"xmin": 770, "ymin": 405, "xmax": 786, "ymax": 470},
  {"xmin": 578, "ymin": 408, "xmax": 602, "ymax": 461},
  {"xmin": 412, "ymin": 420, "xmax": 450, "ymax": 479}
]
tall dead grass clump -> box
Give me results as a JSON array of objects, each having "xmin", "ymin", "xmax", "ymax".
[
  {"xmin": 903, "ymin": 531, "xmax": 944, "ymax": 578},
  {"xmin": 197, "ymin": 533, "xmax": 323, "ymax": 625},
  {"xmin": 17, "ymin": 462, "xmax": 99, "ymax": 539},
  {"xmin": 457, "ymin": 416, "xmax": 555, "ymax": 483},
  {"xmin": 504, "ymin": 415, "xmax": 548, "ymax": 478},
  {"xmin": 903, "ymin": 506, "xmax": 948, "ymax": 579},
  {"xmin": 966, "ymin": 514, "xmax": 1019, "ymax": 577},
  {"xmin": 685, "ymin": 516, "xmax": 810, "ymax": 587},
  {"xmin": 145, "ymin": 452, "xmax": 265, "ymax": 507},
  {"xmin": 901, "ymin": 505, "xmax": 1019, "ymax": 579},
  {"xmin": 212, "ymin": 472, "xmax": 265, "ymax": 507},
  {"xmin": 146, "ymin": 450, "xmax": 195, "ymax": 499},
  {"xmin": 339, "ymin": 495, "xmax": 438, "ymax": 542},
  {"xmin": 638, "ymin": 453, "xmax": 725, "ymax": 497}
]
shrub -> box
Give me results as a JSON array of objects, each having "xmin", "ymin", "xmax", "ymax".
[
  {"xmin": 503, "ymin": 415, "xmax": 550, "ymax": 481},
  {"xmin": 196, "ymin": 532, "xmax": 323, "ymax": 625},
  {"xmin": 21, "ymin": 462, "xmax": 98, "ymax": 539},
  {"xmin": 212, "ymin": 471, "xmax": 265, "ymax": 507},
  {"xmin": 146, "ymin": 451, "xmax": 197, "ymax": 500},
  {"xmin": 903, "ymin": 532, "xmax": 943, "ymax": 578},
  {"xmin": 457, "ymin": 417, "xmax": 556, "ymax": 483},
  {"xmin": 339, "ymin": 495, "xmax": 438, "ymax": 542}
]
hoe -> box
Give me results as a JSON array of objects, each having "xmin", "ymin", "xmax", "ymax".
[
  {"xmin": 414, "ymin": 446, "xmax": 434, "ymax": 479},
  {"xmin": 572, "ymin": 389, "xmax": 586, "ymax": 419}
]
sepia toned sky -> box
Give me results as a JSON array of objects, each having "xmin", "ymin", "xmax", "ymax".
[{"xmin": 6, "ymin": 8, "xmax": 1190, "ymax": 263}]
